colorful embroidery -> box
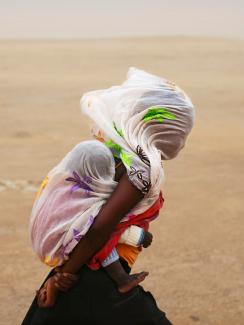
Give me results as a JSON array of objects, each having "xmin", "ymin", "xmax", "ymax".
[
  {"xmin": 105, "ymin": 139, "xmax": 133, "ymax": 167},
  {"xmin": 120, "ymin": 150, "xmax": 133, "ymax": 167},
  {"xmin": 86, "ymin": 215, "xmax": 94, "ymax": 227},
  {"xmin": 65, "ymin": 171, "xmax": 92, "ymax": 194},
  {"xmin": 129, "ymin": 166, "xmax": 151, "ymax": 194},
  {"xmin": 104, "ymin": 139, "xmax": 122, "ymax": 158},
  {"xmin": 143, "ymin": 106, "xmax": 176, "ymax": 123},
  {"xmin": 113, "ymin": 121, "xmax": 124, "ymax": 138},
  {"xmin": 73, "ymin": 228, "xmax": 83, "ymax": 242},
  {"xmin": 136, "ymin": 145, "xmax": 150, "ymax": 166}
]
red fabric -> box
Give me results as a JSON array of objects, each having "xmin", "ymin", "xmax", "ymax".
[{"xmin": 87, "ymin": 192, "xmax": 164, "ymax": 270}]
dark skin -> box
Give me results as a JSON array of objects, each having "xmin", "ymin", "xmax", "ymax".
[{"xmin": 37, "ymin": 164, "xmax": 153, "ymax": 307}]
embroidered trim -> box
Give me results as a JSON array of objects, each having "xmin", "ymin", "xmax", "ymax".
[
  {"xmin": 113, "ymin": 121, "xmax": 124, "ymax": 138},
  {"xmin": 136, "ymin": 145, "xmax": 150, "ymax": 166},
  {"xmin": 129, "ymin": 166, "xmax": 151, "ymax": 194}
]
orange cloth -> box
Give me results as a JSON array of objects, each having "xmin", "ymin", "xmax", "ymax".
[{"xmin": 116, "ymin": 243, "xmax": 142, "ymax": 268}]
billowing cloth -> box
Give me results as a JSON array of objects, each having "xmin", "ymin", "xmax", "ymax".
[
  {"xmin": 81, "ymin": 67, "xmax": 195, "ymax": 200},
  {"xmin": 29, "ymin": 140, "xmax": 161, "ymax": 267},
  {"xmin": 30, "ymin": 140, "xmax": 116, "ymax": 267}
]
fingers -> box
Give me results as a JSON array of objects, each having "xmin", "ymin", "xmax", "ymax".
[
  {"xmin": 54, "ymin": 270, "xmax": 79, "ymax": 282},
  {"xmin": 63, "ymin": 273, "xmax": 79, "ymax": 281},
  {"xmin": 54, "ymin": 273, "xmax": 72, "ymax": 285},
  {"xmin": 54, "ymin": 273, "xmax": 79, "ymax": 292},
  {"xmin": 37, "ymin": 288, "xmax": 47, "ymax": 307},
  {"xmin": 54, "ymin": 281, "xmax": 69, "ymax": 292},
  {"xmin": 54, "ymin": 274, "xmax": 70, "ymax": 292},
  {"xmin": 54, "ymin": 268, "xmax": 79, "ymax": 281},
  {"xmin": 54, "ymin": 273, "xmax": 78, "ymax": 286}
]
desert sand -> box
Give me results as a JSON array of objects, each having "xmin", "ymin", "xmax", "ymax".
[{"xmin": 0, "ymin": 37, "xmax": 244, "ymax": 325}]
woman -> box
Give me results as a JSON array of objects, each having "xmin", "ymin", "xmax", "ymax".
[{"xmin": 22, "ymin": 67, "xmax": 194, "ymax": 325}]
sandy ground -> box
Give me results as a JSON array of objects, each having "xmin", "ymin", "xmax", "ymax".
[{"xmin": 0, "ymin": 37, "xmax": 244, "ymax": 325}]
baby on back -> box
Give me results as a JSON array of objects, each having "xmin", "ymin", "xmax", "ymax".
[{"xmin": 31, "ymin": 140, "xmax": 155, "ymax": 307}]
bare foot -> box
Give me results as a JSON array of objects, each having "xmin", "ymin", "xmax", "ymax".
[
  {"xmin": 36, "ymin": 276, "xmax": 59, "ymax": 308},
  {"xmin": 118, "ymin": 271, "xmax": 149, "ymax": 293}
]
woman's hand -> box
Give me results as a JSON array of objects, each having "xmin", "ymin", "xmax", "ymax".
[{"xmin": 53, "ymin": 267, "xmax": 79, "ymax": 292}]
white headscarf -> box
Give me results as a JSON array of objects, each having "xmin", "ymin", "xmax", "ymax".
[{"xmin": 81, "ymin": 67, "xmax": 194, "ymax": 201}]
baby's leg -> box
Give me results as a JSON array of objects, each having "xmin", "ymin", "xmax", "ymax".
[{"xmin": 102, "ymin": 248, "xmax": 148, "ymax": 293}]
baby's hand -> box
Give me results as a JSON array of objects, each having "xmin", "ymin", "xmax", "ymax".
[
  {"xmin": 36, "ymin": 276, "xmax": 58, "ymax": 308},
  {"xmin": 142, "ymin": 231, "xmax": 153, "ymax": 248},
  {"xmin": 36, "ymin": 271, "xmax": 79, "ymax": 308}
]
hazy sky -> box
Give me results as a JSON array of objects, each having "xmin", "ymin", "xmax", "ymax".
[{"xmin": 1, "ymin": 0, "xmax": 244, "ymax": 39}]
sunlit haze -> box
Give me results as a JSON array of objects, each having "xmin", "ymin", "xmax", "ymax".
[{"xmin": 1, "ymin": 0, "xmax": 244, "ymax": 39}]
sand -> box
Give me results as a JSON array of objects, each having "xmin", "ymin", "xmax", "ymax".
[{"xmin": 0, "ymin": 37, "xmax": 244, "ymax": 325}]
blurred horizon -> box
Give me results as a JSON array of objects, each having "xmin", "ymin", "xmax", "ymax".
[{"xmin": 1, "ymin": 0, "xmax": 244, "ymax": 40}]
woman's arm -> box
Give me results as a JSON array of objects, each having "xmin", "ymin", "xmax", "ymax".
[{"xmin": 60, "ymin": 172, "xmax": 144, "ymax": 274}]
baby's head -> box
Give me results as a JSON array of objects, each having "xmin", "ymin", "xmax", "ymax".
[{"xmin": 64, "ymin": 140, "xmax": 115, "ymax": 182}]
